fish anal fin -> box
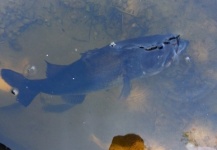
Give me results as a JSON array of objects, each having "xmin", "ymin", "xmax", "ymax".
[
  {"xmin": 61, "ymin": 94, "xmax": 86, "ymax": 106},
  {"xmin": 119, "ymin": 76, "xmax": 131, "ymax": 100},
  {"xmin": 42, "ymin": 94, "xmax": 86, "ymax": 113}
]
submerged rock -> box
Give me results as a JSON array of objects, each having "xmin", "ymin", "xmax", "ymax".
[
  {"xmin": 109, "ymin": 133, "xmax": 147, "ymax": 150},
  {"xmin": 186, "ymin": 143, "xmax": 216, "ymax": 150}
]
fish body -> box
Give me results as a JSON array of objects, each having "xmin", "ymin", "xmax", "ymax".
[{"xmin": 1, "ymin": 34, "xmax": 188, "ymax": 106}]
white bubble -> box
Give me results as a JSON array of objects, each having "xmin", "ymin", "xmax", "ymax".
[
  {"xmin": 23, "ymin": 65, "xmax": 37, "ymax": 78},
  {"xmin": 109, "ymin": 42, "xmax": 116, "ymax": 47},
  {"xmin": 11, "ymin": 88, "xmax": 19, "ymax": 96},
  {"xmin": 185, "ymin": 56, "xmax": 191, "ymax": 63}
]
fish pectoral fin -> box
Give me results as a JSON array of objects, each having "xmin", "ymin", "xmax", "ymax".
[
  {"xmin": 119, "ymin": 77, "xmax": 131, "ymax": 100},
  {"xmin": 61, "ymin": 94, "xmax": 86, "ymax": 105},
  {"xmin": 42, "ymin": 94, "xmax": 86, "ymax": 112}
]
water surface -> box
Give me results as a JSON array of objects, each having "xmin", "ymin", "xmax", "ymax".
[{"xmin": 0, "ymin": 0, "xmax": 217, "ymax": 149}]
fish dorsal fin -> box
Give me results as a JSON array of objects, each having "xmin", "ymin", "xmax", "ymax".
[{"xmin": 45, "ymin": 60, "xmax": 67, "ymax": 77}]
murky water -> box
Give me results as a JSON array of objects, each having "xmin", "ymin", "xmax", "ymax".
[{"xmin": 0, "ymin": 0, "xmax": 217, "ymax": 150}]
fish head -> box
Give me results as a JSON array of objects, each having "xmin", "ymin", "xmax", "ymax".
[
  {"xmin": 139, "ymin": 34, "xmax": 189, "ymax": 76},
  {"xmin": 161, "ymin": 35, "xmax": 189, "ymax": 67}
]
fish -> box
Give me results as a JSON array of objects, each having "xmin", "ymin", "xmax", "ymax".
[{"xmin": 1, "ymin": 34, "xmax": 188, "ymax": 107}]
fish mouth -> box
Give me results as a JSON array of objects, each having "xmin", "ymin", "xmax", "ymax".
[
  {"xmin": 170, "ymin": 38, "xmax": 189, "ymax": 63},
  {"xmin": 177, "ymin": 39, "xmax": 189, "ymax": 55}
]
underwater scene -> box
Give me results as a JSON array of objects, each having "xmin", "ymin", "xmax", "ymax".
[{"xmin": 0, "ymin": 0, "xmax": 217, "ymax": 150}]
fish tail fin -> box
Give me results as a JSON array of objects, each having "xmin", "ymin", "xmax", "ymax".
[{"xmin": 1, "ymin": 69, "xmax": 38, "ymax": 106}]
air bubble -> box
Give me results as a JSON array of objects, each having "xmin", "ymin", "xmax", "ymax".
[
  {"xmin": 11, "ymin": 88, "xmax": 19, "ymax": 96},
  {"xmin": 23, "ymin": 64, "xmax": 37, "ymax": 78},
  {"xmin": 109, "ymin": 42, "xmax": 116, "ymax": 47},
  {"xmin": 185, "ymin": 56, "xmax": 191, "ymax": 63}
]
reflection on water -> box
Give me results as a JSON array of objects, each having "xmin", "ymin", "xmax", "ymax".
[{"xmin": 0, "ymin": 0, "xmax": 217, "ymax": 150}]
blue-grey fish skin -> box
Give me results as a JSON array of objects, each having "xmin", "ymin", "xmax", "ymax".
[{"xmin": 1, "ymin": 34, "xmax": 188, "ymax": 107}]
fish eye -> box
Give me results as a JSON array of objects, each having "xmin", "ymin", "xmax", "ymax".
[
  {"xmin": 166, "ymin": 35, "xmax": 180, "ymax": 45},
  {"xmin": 168, "ymin": 35, "xmax": 180, "ymax": 41},
  {"xmin": 168, "ymin": 37, "xmax": 176, "ymax": 41}
]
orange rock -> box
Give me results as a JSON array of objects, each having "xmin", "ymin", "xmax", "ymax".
[
  {"xmin": 109, "ymin": 134, "xmax": 147, "ymax": 150},
  {"xmin": 0, "ymin": 76, "xmax": 11, "ymax": 92}
]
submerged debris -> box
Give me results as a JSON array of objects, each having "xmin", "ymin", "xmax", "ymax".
[
  {"xmin": 182, "ymin": 126, "xmax": 217, "ymax": 148},
  {"xmin": 0, "ymin": 0, "xmax": 44, "ymax": 51},
  {"xmin": 186, "ymin": 143, "xmax": 216, "ymax": 150},
  {"xmin": 112, "ymin": 0, "xmax": 143, "ymax": 17}
]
